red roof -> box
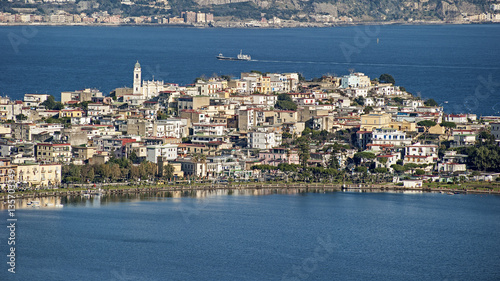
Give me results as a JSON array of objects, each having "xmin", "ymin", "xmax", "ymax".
[{"xmin": 377, "ymin": 155, "xmax": 395, "ymax": 158}]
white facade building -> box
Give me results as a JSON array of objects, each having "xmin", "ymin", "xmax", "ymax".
[
  {"xmin": 146, "ymin": 143, "xmax": 178, "ymax": 163},
  {"xmin": 341, "ymin": 73, "xmax": 370, "ymax": 89},
  {"xmin": 248, "ymin": 131, "xmax": 282, "ymax": 149},
  {"xmin": 132, "ymin": 61, "xmax": 165, "ymax": 101},
  {"xmin": 404, "ymin": 142, "xmax": 438, "ymax": 165},
  {"xmin": 372, "ymin": 128, "xmax": 411, "ymax": 147},
  {"xmin": 192, "ymin": 123, "xmax": 226, "ymax": 136}
]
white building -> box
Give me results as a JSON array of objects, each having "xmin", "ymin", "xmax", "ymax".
[
  {"xmin": 24, "ymin": 94, "xmax": 51, "ymax": 107},
  {"xmin": 341, "ymin": 72, "xmax": 370, "ymax": 89},
  {"xmin": 146, "ymin": 143, "xmax": 178, "ymax": 163},
  {"xmin": 154, "ymin": 119, "xmax": 187, "ymax": 138},
  {"xmin": 196, "ymin": 80, "xmax": 222, "ymax": 96},
  {"xmin": 345, "ymin": 87, "xmax": 368, "ymax": 98},
  {"xmin": 248, "ymin": 131, "xmax": 282, "ymax": 149},
  {"xmin": 372, "ymin": 128, "xmax": 411, "ymax": 147},
  {"xmin": 371, "ymin": 85, "xmax": 395, "ymax": 96},
  {"xmin": 444, "ymin": 114, "xmax": 468, "ymax": 124},
  {"xmin": 192, "ymin": 123, "xmax": 226, "ymax": 136},
  {"xmin": 132, "ymin": 61, "xmax": 165, "ymax": 101},
  {"xmin": 376, "ymin": 154, "xmax": 401, "ymax": 170},
  {"xmin": 403, "ymin": 99, "xmax": 424, "ymax": 108},
  {"xmin": 404, "ymin": 142, "xmax": 438, "ymax": 165},
  {"xmin": 87, "ymin": 103, "xmax": 112, "ymax": 117}
]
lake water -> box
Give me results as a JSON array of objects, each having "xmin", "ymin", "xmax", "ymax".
[
  {"xmin": 0, "ymin": 25, "xmax": 500, "ymax": 115},
  {"xmin": 1, "ymin": 190, "xmax": 499, "ymax": 280}
]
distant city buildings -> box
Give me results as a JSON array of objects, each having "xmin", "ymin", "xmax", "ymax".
[{"xmin": 0, "ymin": 11, "xmax": 215, "ymax": 25}]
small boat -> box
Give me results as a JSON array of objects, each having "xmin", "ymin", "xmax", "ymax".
[
  {"xmin": 216, "ymin": 50, "xmax": 251, "ymax": 61},
  {"xmin": 446, "ymin": 192, "xmax": 454, "ymax": 195},
  {"xmin": 45, "ymin": 203, "xmax": 54, "ymax": 207},
  {"xmin": 55, "ymin": 204, "xmax": 64, "ymax": 208}
]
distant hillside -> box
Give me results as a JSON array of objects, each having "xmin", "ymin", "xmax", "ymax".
[
  {"xmin": 0, "ymin": 0, "xmax": 495, "ymax": 22},
  {"xmin": 191, "ymin": 0, "xmax": 492, "ymax": 21}
]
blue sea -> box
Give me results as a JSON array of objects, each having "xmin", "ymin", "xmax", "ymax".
[
  {"xmin": 0, "ymin": 190, "xmax": 499, "ymax": 280},
  {"xmin": 1, "ymin": 25, "xmax": 500, "ymax": 280},
  {"xmin": 0, "ymin": 25, "xmax": 500, "ymax": 115}
]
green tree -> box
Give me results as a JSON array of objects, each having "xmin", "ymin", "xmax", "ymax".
[
  {"xmin": 424, "ymin": 99, "xmax": 439, "ymax": 107},
  {"xmin": 364, "ymin": 106, "xmax": 374, "ymax": 114},
  {"xmin": 328, "ymin": 155, "xmax": 340, "ymax": 169},
  {"xmin": 355, "ymin": 166, "xmax": 367, "ymax": 173},
  {"xmin": 41, "ymin": 95, "xmax": 63, "ymax": 110},
  {"xmin": 275, "ymin": 93, "xmax": 297, "ymax": 111},
  {"xmin": 128, "ymin": 151, "xmax": 139, "ymax": 164},
  {"xmin": 441, "ymin": 121, "xmax": 456, "ymax": 139},
  {"xmin": 163, "ymin": 164, "xmax": 175, "ymax": 180},
  {"xmin": 110, "ymin": 163, "xmax": 122, "ymax": 181},
  {"xmin": 440, "ymin": 122, "xmax": 456, "ymax": 129},
  {"xmin": 393, "ymin": 97, "xmax": 404, "ymax": 105},
  {"xmin": 16, "ymin": 114, "xmax": 27, "ymax": 121},
  {"xmin": 282, "ymin": 132, "xmax": 293, "ymax": 140},
  {"xmin": 354, "ymin": 96, "xmax": 365, "ymax": 106},
  {"xmin": 353, "ymin": 152, "xmax": 376, "ymax": 165},
  {"xmin": 251, "ymin": 164, "xmax": 277, "ymax": 171},
  {"xmin": 391, "ymin": 164, "xmax": 406, "ymax": 174},
  {"xmin": 417, "ymin": 120, "xmax": 437, "ymax": 141},
  {"xmin": 379, "ymin": 74, "xmax": 395, "ymax": 84},
  {"xmin": 373, "ymin": 167, "xmax": 388, "ymax": 174},
  {"xmin": 415, "ymin": 169, "xmax": 425, "ymax": 176},
  {"xmin": 298, "ymin": 142, "xmax": 310, "ymax": 167},
  {"xmin": 403, "ymin": 163, "xmax": 419, "ymax": 174}
]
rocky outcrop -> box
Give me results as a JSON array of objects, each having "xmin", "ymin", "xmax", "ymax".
[
  {"xmin": 436, "ymin": 1, "xmax": 460, "ymax": 18},
  {"xmin": 312, "ymin": 2, "xmax": 338, "ymax": 16}
]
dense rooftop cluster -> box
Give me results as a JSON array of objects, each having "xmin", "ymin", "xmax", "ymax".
[{"xmin": 1, "ymin": 65, "xmax": 499, "ymax": 190}]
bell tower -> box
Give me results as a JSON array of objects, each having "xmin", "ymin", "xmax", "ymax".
[{"xmin": 133, "ymin": 61, "xmax": 141, "ymax": 95}]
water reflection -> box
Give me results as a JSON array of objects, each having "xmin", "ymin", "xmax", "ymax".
[{"xmin": 1, "ymin": 188, "xmax": 427, "ymax": 210}]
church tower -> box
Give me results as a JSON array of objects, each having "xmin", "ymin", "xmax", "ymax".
[{"xmin": 133, "ymin": 61, "xmax": 141, "ymax": 95}]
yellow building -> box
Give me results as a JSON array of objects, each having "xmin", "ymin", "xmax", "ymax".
[
  {"xmin": 389, "ymin": 120, "xmax": 416, "ymax": 132},
  {"xmin": 360, "ymin": 113, "xmax": 392, "ymax": 131},
  {"xmin": 59, "ymin": 109, "xmax": 84, "ymax": 118},
  {"xmin": 428, "ymin": 124, "xmax": 445, "ymax": 135},
  {"xmin": 0, "ymin": 159, "xmax": 16, "ymax": 190},
  {"xmin": 16, "ymin": 163, "xmax": 61, "ymax": 188},
  {"xmin": 257, "ymin": 76, "xmax": 271, "ymax": 94}
]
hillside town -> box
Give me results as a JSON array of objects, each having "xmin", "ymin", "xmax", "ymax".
[{"xmin": 1, "ymin": 62, "xmax": 499, "ymax": 191}]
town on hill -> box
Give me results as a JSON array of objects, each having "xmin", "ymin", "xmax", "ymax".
[
  {"xmin": 1, "ymin": 62, "xmax": 500, "ymax": 192},
  {"xmin": 1, "ymin": 0, "xmax": 499, "ymax": 26}
]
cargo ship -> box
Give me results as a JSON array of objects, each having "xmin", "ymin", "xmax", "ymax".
[{"xmin": 216, "ymin": 50, "xmax": 251, "ymax": 61}]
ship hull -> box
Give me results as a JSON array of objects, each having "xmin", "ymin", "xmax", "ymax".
[{"xmin": 216, "ymin": 56, "xmax": 250, "ymax": 61}]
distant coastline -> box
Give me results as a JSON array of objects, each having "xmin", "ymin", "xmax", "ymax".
[{"xmin": 1, "ymin": 20, "xmax": 498, "ymax": 29}]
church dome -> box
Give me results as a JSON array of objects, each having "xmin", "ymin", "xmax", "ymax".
[{"xmin": 135, "ymin": 61, "xmax": 141, "ymax": 68}]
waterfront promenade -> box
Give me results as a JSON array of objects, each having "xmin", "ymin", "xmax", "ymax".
[{"xmin": 2, "ymin": 182, "xmax": 498, "ymax": 203}]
